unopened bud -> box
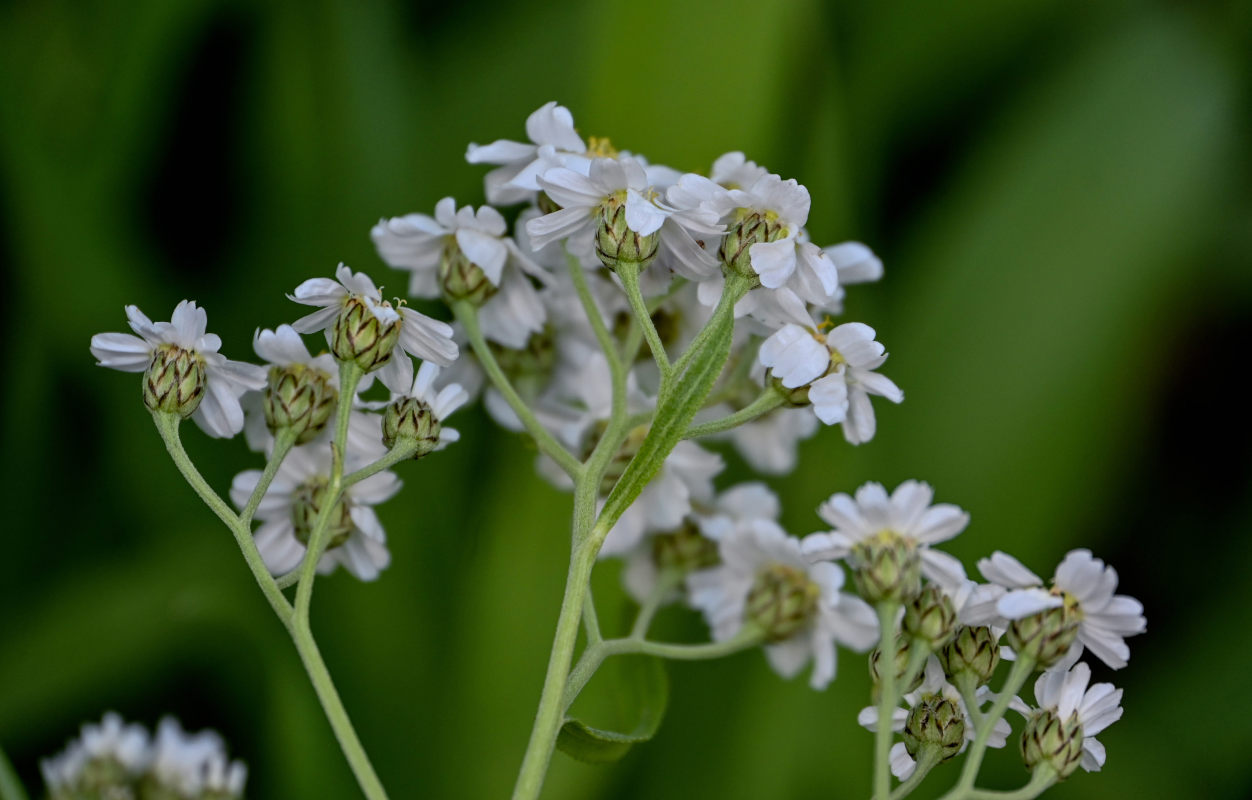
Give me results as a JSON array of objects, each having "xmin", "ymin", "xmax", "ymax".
[
  {"xmin": 1006, "ymin": 592, "xmax": 1082, "ymax": 667},
  {"xmin": 902, "ymin": 693, "xmax": 966, "ymax": 763},
  {"xmin": 1021, "ymin": 709, "xmax": 1083, "ymax": 779},
  {"xmin": 331, "ymin": 296, "xmax": 401, "ymax": 372},
  {"xmin": 719, "ymin": 208, "xmax": 789, "ymax": 288},
  {"xmin": 769, "ymin": 374, "xmax": 811, "ymax": 406},
  {"xmin": 595, "ymin": 191, "xmax": 658, "ymax": 272},
  {"xmin": 904, "ymin": 584, "xmax": 958, "ymax": 650},
  {"xmin": 144, "ymin": 344, "xmax": 206, "ymax": 417},
  {"xmin": 869, "ymin": 639, "xmax": 924, "ymax": 698},
  {"xmin": 849, "ymin": 531, "xmax": 922, "ymax": 604},
  {"xmin": 939, "ymin": 625, "xmax": 1001, "ymax": 687},
  {"xmin": 264, "ymin": 364, "xmax": 336, "ymax": 444},
  {"xmin": 439, "ymin": 240, "xmax": 497, "ymax": 304},
  {"xmin": 291, "ymin": 480, "xmax": 353, "ymax": 550},
  {"xmin": 745, "ymin": 564, "xmax": 819, "ymax": 641},
  {"xmin": 652, "ymin": 522, "xmax": 720, "ymax": 574},
  {"xmin": 382, "ymin": 397, "xmax": 441, "ymax": 457}
]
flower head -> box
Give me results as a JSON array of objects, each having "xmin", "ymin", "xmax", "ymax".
[{"xmin": 1017, "ymin": 662, "xmax": 1123, "ymax": 776}]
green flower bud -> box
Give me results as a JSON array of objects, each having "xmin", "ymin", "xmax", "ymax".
[
  {"xmin": 939, "ymin": 625, "xmax": 1002, "ymax": 687},
  {"xmin": 144, "ymin": 344, "xmax": 207, "ymax": 417},
  {"xmin": 904, "ymin": 584, "xmax": 958, "ymax": 650},
  {"xmin": 382, "ymin": 397, "xmax": 441, "ymax": 457},
  {"xmin": 1007, "ymin": 591, "xmax": 1082, "ymax": 667},
  {"xmin": 870, "ymin": 639, "xmax": 925, "ymax": 699},
  {"xmin": 330, "ymin": 296, "xmax": 402, "ymax": 372},
  {"xmin": 1021, "ymin": 709, "xmax": 1083, "ymax": 780},
  {"xmin": 902, "ymin": 693, "xmax": 967, "ymax": 763},
  {"xmin": 652, "ymin": 521, "xmax": 720, "ymax": 574},
  {"xmin": 718, "ymin": 208, "xmax": 789, "ymax": 287},
  {"xmin": 595, "ymin": 190, "xmax": 659, "ymax": 272},
  {"xmin": 849, "ymin": 531, "xmax": 922, "ymax": 604},
  {"xmin": 488, "ymin": 325, "xmax": 557, "ymax": 381},
  {"xmin": 439, "ymin": 240, "xmax": 497, "ymax": 304},
  {"xmin": 73, "ymin": 755, "xmax": 135, "ymax": 797},
  {"xmin": 264, "ymin": 363, "xmax": 337, "ymax": 444},
  {"xmin": 769, "ymin": 374, "xmax": 811, "ymax": 406},
  {"xmin": 291, "ymin": 479, "xmax": 353, "ymax": 550},
  {"xmin": 745, "ymin": 564, "xmax": 820, "ymax": 642}
]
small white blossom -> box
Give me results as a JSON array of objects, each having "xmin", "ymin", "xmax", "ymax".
[
  {"xmin": 41, "ymin": 712, "xmax": 150, "ymax": 793},
  {"xmin": 688, "ymin": 519, "xmax": 878, "ymax": 690},
  {"xmin": 1019, "ymin": 662, "xmax": 1124, "ymax": 772},
  {"xmin": 466, "ymin": 101, "xmax": 588, "ymax": 205},
  {"xmin": 379, "ymin": 361, "xmax": 470, "ymax": 450},
  {"xmin": 803, "ymin": 481, "xmax": 969, "ymax": 585},
  {"xmin": 149, "ymin": 717, "xmax": 247, "ymax": 798},
  {"xmin": 709, "ymin": 151, "xmax": 769, "ymax": 189},
  {"xmin": 90, "ymin": 301, "xmax": 266, "ymax": 438},
  {"xmin": 980, "ymin": 549, "xmax": 1146, "ymax": 669},
  {"xmin": 527, "ymin": 157, "xmax": 668, "ymax": 253}
]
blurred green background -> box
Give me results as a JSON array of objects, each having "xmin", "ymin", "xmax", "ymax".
[{"xmin": 3, "ymin": 0, "xmax": 1251, "ymax": 797}]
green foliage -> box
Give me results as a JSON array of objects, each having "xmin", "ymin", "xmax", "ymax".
[{"xmin": 557, "ymin": 656, "xmax": 669, "ymax": 764}]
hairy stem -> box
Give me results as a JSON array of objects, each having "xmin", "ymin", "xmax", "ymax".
[{"xmin": 874, "ymin": 602, "xmax": 901, "ymax": 800}]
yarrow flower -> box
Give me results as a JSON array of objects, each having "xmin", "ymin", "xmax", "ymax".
[
  {"xmin": 90, "ymin": 301, "xmax": 266, "ymax": 437},
  {"xmin": 1015, "ymin": 662, "xmax": 1124, "ymax": 777},
  {"xmin": 378, "ymin": 361, "xmax": 470, "ymax": 457},
  {"xmin": 803, "ymin": 481, "xmax": 969, "ymax": 602},
  {"xmin": 980, "ymin": 549, "xmax": 1146, "ymax": 669},
  {"xmin": 465, "ymin": 101, "xmax": 587, "ymax": 205},
  {"xmin": 251, "ymin": 324, "xmax": 340, "ymax": 445},
  {"xmin": 688, "ymin": 519, "xmax": 878, "ymax": 689}
]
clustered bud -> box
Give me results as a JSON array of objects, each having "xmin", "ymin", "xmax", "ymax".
[
  {"xmin": 904, "ymin": 584, "xmax": 958, "ymax": 650},
  {"xmin": 869, "ymin": 639, "xmax": 925, "ymax": 698},
  {"xmin": 1006, "ymin": 591, "xmax": 1082, "ymax": 667},
  {"xmin": 331, "ymin": 296, "xmax": 401, "ymax": 371},
  {"xmin": 745, "ymin": 564, "xmax": 820, "ymax": 641},
  {"xmin": 902, "ymin": 693, "xmax": 967, "ymax": 763},
  {"xmin": 291, "ymin": 479, "xmax": 354, "ymax": 549},
  {"xmin": 652, "ymin": 522, "xmax": 720, "ymax": 574},
  {"xmin": 595, "ymin": 191, "xmax": 659, "ymax": 272},
  {"xmin": 938, "ymin": 625, "xmax": 1001, "ymax": 687},
  {"xmin": 382, "ymin": 397, "xmax": 441, "ymax": 457},
  {"xmin": 264, "ymin": 363, "xmax": 337, "ymax": 443},
  {"xmin": 439, "ymin": 240, "xmax": 497, "ymax": 304},
  {"xmin": 144, "ymin": 344, "xmax": 207, "ymax": 417},
  {"xmin": 1020, "ymin": 710, "xmax": 1083, "ymax": 779},
  {"xmin": 848, "ymin": 531, "xmax": 921, "ymax": 604},
  {"xmin": 718, "ymin": 208, "xmax": 787, "ymax": 287}
]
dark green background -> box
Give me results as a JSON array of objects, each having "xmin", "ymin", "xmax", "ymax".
[{"xmin": 3, "ymin": 0, "xmax": 1250, "ymax": 797}]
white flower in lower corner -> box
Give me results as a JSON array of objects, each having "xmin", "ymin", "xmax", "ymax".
[
  {"xmin": 230, "ymin": 444, "xmax": 400, "ymax": 581},
  {"xmin": 979, "ymin": 549, "xmax": 1145, "ymax": 669},
  {"xmin": 149, "ymin": 717, "xmax": 247, "ymax": 798},
  {"xmin": 90, "ymin": 301, "xmax": 266, "ymax": 437},
  {"xmin": 688, "ymin": 519, "xmax": 878, "ymax": 690},
  {"xmin": 1017, "ymin": 662, "xmax": 1123, "ymax": 776},
  {"xmin": 858, "ymin": 657, "xmax": 1011, "ymax": 779},
  {"xmin": 803, "ymin": 481, "xmax": 970, "ymax": 600},
  {"xmin": 758, "ymin": 310, "xmax": 902, "ymax": 444},
  {"xmin": 289, "ymin": 263, "xmax": 457, "ymax": 385}
]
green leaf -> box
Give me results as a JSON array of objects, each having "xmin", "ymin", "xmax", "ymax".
[{"xmin": 557, "ymin": 655, "xmax": 669, "ymax": 764}]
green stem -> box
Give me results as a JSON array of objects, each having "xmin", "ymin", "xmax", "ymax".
[
  {"xmin": 240, "ymin": 428, "xmax": 297, "ymax": 527},
  {"xmin": 0, "ymin": 744, "xmax": 28, "ymax": 800},
  {"xmin": 939, "ymin": 767, "xmax": 1056, "ymax": 800},
  {"xmin": 889, "ymin": 747, "xmax": 942, "ymax": 800},
  {"xmin": 581, "ymin": 589, "xmax": 602, "ymax": 645},
  {"xmin": 618, "ymin": 262, "xmax": 671, "ymax": 384},
  {"xmin": 343, "ymin": 440, "xmax": 420, "ymax": 488},
  {"xmin": 452, "ymin": 300, "xmax": 582, "ymax": 478},
  {"xmin": 152, "ymin": 412, "xmax": 291, "ymax": 621},
  {"xmin": 684, "ymin": 387, "xmax": 784, "ymax": 438},
  {"xmin": 874, "ymin": 603, "xmax": 901, "ymax": 800},
  {"xmin": 946, "ymin": 656, "xmax": 1037, "ymax": 796},
  {"xmin": 899, "ymin": 639, "xmax": 930, "ymax": 696},
  {"xmin": 954, "ymin": 673, "xmax": 984, "ymax": 730}
]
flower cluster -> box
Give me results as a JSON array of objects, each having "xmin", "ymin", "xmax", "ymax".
[{"xmin": 41, "ymin": 713, "xmax": 246, "ymax": 800}]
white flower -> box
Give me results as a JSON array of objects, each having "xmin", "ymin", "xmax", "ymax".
[
  {"xmin": 466, "ymin": 101, "xmax": 588, "ymax": 205},
  {"xmin": 241, "ymin": 325, "xmax": 342, "ymax": 452},
  {"xmin": 149, "ymin": 717, "xmax": 247, "ymax": 798},
  {"xmin": 709, "ymin": 151, "xmax": 769, "ymax": 189},
  {"xmin": 230, "ymin": 444, "xmax": 400, "ymax": 581},
  {"xmin": 688, "ymin": 519, "xmax": 878, "ymax": 690},
  {"xmin": 527, "ymin": 157, "xmax": 668, "ymax": 253},
  {"xmin": 371, "ymin": 197, "xmax": 512, "ymax": 297},
  {"xmin": 802, "ymin": 480, "xmax": 969, "ymax": 586},
  {"xmin": 857, "ymin": 657, "xmax": 1012, "ymax": 779},
  {"xmin": 713, "ymin": 404, "xmax": 819, "ymax": 475},
  {"xmin": 90, "ymin": 300, "xmax": 266, "ymax": 437},
  {"xmin": 41, "ymin": 712, "xmax": 150, "ymax": 793},
  {"xmin": 1021, "ymin": 662, "xmax": 1124, "ymax": 772},
  {"xmin": 290, "ymin": 263, "xmax": 458, "ymax": 384},
  {"xmin": 980, "ymin": 549, "xmax": 1146, "ymax": 669},
  {"xmin": 379, "ymin": 361, "xmax": 470, "ymax": 451},
  {"xmin": 824, "ymin": 241, "xmax": 884, "ymax": 285},
  {"xmin": 758, "ymin": 314, "xmax": 902, "ymax": 444}
]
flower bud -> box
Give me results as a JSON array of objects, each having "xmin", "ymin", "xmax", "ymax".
[
  {"xmin": 848, "ymin": 531, "xmax": 922, "ymax": 604},
  {"xmin": 331, "ymin": 296, "xmax": 401, "ymax": 372},
  {"xmin": 745, "ymin": 564, "xmax": 820, "ymax": 641},
  {"xmin": 1020, "ymin": 709, "xmax": 1083, "ymax": 779},
  {"xmin": 1006, "ymin": 591, "xmax": 1082, "ymax": 667},
  {"xmin": 904, "ymin": 584, "xmax": 958, "ymax": 650},
  {"xmin": 652, "ymin": 521, "xmax": 720, "ymax": 574},
  {"xmin": 869, "ymin": 639, "xmax": 924, "ymax": 699},
  {"xmin": 769, "ymin": 374, "xmax": 811, "ymax": 406},
  {"xmin": 144, "ymin": 344, "xmax": 206, "ymax": 417},
  {"xmin": 264, "ymin": 364, "xmax": 337, "ymax": 444},
  {"xmin": 902, "ymin": 693, "xmax": 966, "ymax": 763},
  {"xmin": 939, "ymin": 625, "xmax": 1001, "ymax": 687},
  {"xmin": 489, "ymin": 326, "xmax": 557, "ymax": 381},
  {"xmin": 291, "ymin": 480, "xmax": 353, "ymax": 550},
  {"xmin": 382, "ymin": 397, "xmax": 441, "ymax": 457},
  {"xmin": 719, "ymin": 208, "xmax": 788, "ymax": 287},
  {"xmin": 439, "ymin": 241, "xmax": 497, "ymax": 304},
  {"xmin": 595, "ymin": 191, "xmax": 659, "ymax": 272}
]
